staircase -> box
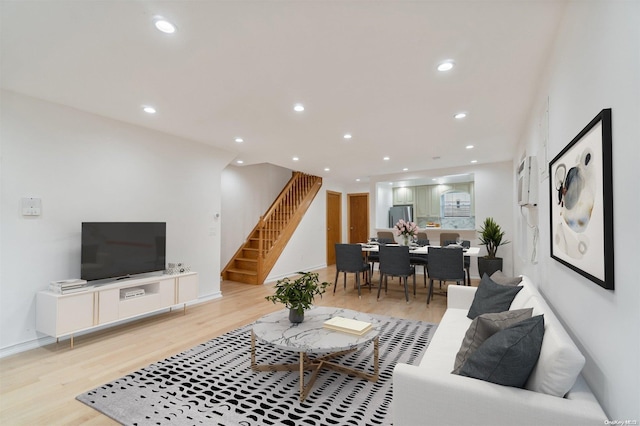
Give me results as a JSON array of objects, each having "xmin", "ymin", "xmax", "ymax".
[{"xmin": 222, "ymin": 171, "xmax": 323, "ymax": 285}]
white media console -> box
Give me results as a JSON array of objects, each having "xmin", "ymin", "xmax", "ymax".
[{"xmin": 36, "ymin": 272, "xmax": 198, "ymax": 348}]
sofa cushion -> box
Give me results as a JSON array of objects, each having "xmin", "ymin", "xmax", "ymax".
[
  {"xmin": 524, "ymin": 296, "xmax": 586, "ymax": 397},
  {"xmin": 419, "ymin": 307, "xmax": 471, "ymax": 370},
  {"xmin": 467, "ymin": 274, "xmax": 523, "ymax": 319},
  {"xmin": 490, "ymin": 270, "xmax": 522, "ymax": 286},
  {"xmin": 452, "ymin": 308, "xmax": 533, "ymax": 374},
  {"xmin": 458, "ymin": 315, "xmax": 545, "ymax": 388}
]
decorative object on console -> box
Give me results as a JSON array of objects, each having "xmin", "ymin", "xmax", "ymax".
[
  {"xmin": 549, "ymin": 108, "xmax": 614, "ymax": 290},
  {"xmin": 264, "ymin": 271, "xmax": 330, "ymax": 323},
  {"xmin": 477, "ymin": 217, "xmax": 510, "ymax": 277},
  {"xmin": 48, "ymin": 279, "xmax": 89, "ymax": 294},
  {"xmin": 164, "ymin": 262, "xmax": 191, "ymax": 275}
]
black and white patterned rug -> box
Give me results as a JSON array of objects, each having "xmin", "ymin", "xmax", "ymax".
[{"xmin": 77, "ymin": 313, "xmax": 436, "ymax": 426}]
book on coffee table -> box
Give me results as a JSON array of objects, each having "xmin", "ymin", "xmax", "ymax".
[{"xmin": 323, "ymin": 316, "xmax": 372, "ymax": 335}]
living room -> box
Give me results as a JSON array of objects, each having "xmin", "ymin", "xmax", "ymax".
[{"xmin": 1, "ymin": 1, "xmax": 638, "ymax": 424}]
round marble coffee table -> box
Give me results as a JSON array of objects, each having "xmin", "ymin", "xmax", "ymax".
[{"xmin": 251, "ymin": 306, "xmax": 380, "ymax": 401}]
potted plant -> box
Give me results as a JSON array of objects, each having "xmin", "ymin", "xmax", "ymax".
[
  {"xmin": 477, "ymin": 217, "xmax": 510, "ymax": 278},
  {"xmin": 265, "ymin": 271, "xmax": 330, "ymax": 323}
]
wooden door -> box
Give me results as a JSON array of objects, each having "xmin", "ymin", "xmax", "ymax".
[
  {"xmin": 348, "ymin": 193, "xmax": 369, "ymax": 243},
  {"xmin": 326, "ymin": 191, "xmax": 342, "ymax": 265}
]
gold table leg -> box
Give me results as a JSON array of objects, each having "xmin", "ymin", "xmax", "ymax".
[{"xmin": 251, "ymin": 331, "xmax": 379, "ymax": 401}]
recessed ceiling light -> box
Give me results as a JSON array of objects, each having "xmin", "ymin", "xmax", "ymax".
[
  {"xmin": 432, "ymin": 178, "xmax": 437, "ymax": 181},
  {"xmin": 292, "ymin": 157, "xmax": 299, "ymax": 161},
  {"xmin": 383, "ymin": 156, "xmax": 390, "ymax": 161},
  {"xmin": 356, "ymin": 178, "xmax": 361, "ymax": 182},
  {"xmin": 154, "ymin": 17, "xmax": 176, "ymax": 34},
  {"xmin": 234, "ymin": 137, "xmax": 244, "ymax": 143},
  {"xmin": 293, "ymin": 104, "xmax": 304, "ymax": 112},
  {"xmin": 324, "ymin": 167, "xmax": 330, "ymax": 172},
  {"xmin": 470, "ymin": 160, "xmax": 478, "ymax": 163},
  {"xmin": 466, "ymin": 145, "xmax": 474, "ymax": 149},
  {"xmin": 403, "ymin": 168, "xmax": 409, "ymax": 171},
  {"xmin": 142, "ymin": 106, "xmax": 156, "ymax": 114},
  {"xmin": 236, "ymin": 160, "xmax": 244, "ymax": 164},
  {"xmin": 343, "ymin": 133, "xmax": 352, "ymax": 139},
  {"xmin": 437, "ymin": 60, "xmax": 455, "ymax": 72},
  {"xmin": 454, "ymin": 112, "xmax": 467, "ymax": 119}
]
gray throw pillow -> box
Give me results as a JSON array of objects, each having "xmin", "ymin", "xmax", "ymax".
[
  {"xmin": 467, "ymin": 274, "xmax": 523, "ymax": 319},
  {"xmin": 490, "ymin": 270, "xmax": 523, "ymax": 286},
  {"xmin": 457, "ymin": 315, "xmax": 545, "ymax": 388},
  {"xmin": 452, "ymin": 308, "xmax": 533, "ymax": 374}
]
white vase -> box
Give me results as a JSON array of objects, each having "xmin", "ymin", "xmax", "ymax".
[{"xmin": 402, "ymin": 235, "xmax": 409, "ymax": 246}]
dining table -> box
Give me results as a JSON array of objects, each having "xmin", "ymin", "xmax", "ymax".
[{"xmin": 360, "ymin": 243, "xmax": 480, "ymax": 257}]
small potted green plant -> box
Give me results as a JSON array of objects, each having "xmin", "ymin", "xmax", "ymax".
[
  {"xmin": 477, "ymin": 217, "xmax": 510, "ymax": 278},
  {"xmin": 265, "ymin": 271, "xmax": 330, "ymax": 323}
]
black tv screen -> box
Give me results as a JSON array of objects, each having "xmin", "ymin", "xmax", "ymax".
[{"xmin": 81, "ymin": 222, "xmax": 166, "ymax": 281}]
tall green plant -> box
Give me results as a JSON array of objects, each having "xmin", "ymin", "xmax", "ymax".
[
  {"xmin": 478, "ymin": 217, "xmax": 510, "ymax": 259},
  {"xmin": 265, "ymin": 272, "xmax": 330, "ymax": 315}
]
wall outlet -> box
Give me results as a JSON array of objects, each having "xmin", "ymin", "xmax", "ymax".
[{"xmin": 22, "ymin": 197, "xmax": 42, "ymax": 216}]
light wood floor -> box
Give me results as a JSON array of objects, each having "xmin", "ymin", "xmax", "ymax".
[{"xmin": 0, "ymin": 266, "xmax": 474, "ymax": 425}]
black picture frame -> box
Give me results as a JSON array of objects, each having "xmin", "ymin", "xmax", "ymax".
[{"xmin": 549, "ymin": 108, "xmax": 614, "ymax": 290}]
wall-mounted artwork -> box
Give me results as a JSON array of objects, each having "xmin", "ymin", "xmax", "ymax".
[{"xmin": 549, "ymin": 108, "xmax": 614, "ymax": 290}]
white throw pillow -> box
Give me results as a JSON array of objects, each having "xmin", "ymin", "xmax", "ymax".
[{"xmin": 524, "ymin": 296, "xmax": 585, "ymax": 397}]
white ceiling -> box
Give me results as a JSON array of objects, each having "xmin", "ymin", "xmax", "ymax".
[{"xmin": 0, "ymin": 0, "xmax": 566, "ymax": 185}]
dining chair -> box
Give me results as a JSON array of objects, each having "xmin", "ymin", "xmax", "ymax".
[
  {"xmin": 442, "ymin": 239, "xmax": 471, "ymax": 286},
  {"xmin": 461, "ymin": 240, "xmax": 471, "ymax": 285},
  {"xmin": 409, "ymin": 241, "xmax": 429, "ymax": 287},
  {"xmin": 377, "ymin": 245, "xmax": 415, "ymax": 303},
  {"xmin": 334, "ymin": 243, "xmax": 370, "ymax": 298},
  {"xmin": 426, "ymin": 247, "xmax": 465, "ymax": 305},
  {"xmin": 377, "ymin": 231, "xmax": 395, "ymax": 241},
  {"xmin": 416, "ymin": 231, "xmax": 429, "ymax": 241},
  {"xmin": 368, "ymin": 237, "xmax": 394, "ymax": 280},
  {"xmin": 439, "ymin": 232, "xmax": 460, "ymax": 246}
]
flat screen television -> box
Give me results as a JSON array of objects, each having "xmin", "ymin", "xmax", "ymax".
[{"xmin": 81, "ymin": 222, "xmax": 166, "ymax": 281}]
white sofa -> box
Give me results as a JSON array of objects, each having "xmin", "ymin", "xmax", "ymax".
[{"xmin": 392, "ymin": 275, "xmax": 607, "ymax": 426}]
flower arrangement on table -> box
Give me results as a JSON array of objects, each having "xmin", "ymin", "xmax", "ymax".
[{"xmin": 394, "ymin": 219, "xmax": 419, "ymax": 245}]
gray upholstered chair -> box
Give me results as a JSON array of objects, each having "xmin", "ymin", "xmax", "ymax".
[
  {"xmin": 367, "ymin": 237, "xmax": 394, "ymax": 279},
  {"xmin": 409, "ymin": 239, "xmax": 429, "ymax": 287},
  {"xmin": 439, "ymin": 232, "xmax": 460, "ymax": 246},
  {"xmin": 426, "ymin": 247, "xmax": 465, "ymax": 304},
  {"xmin": 377, "ymin": 245, "xmax": 415, "ymax": 302},
  {"xmin": 377, "ymin": 231, "xmax": 395, "ymax": 241},
  {"xmin": 334, "ymin": 244, "xmax": 370, "ymax": 298},
  {"xmin": 416, "ymin": 231, "xmax": 429, "ymax": 241}
]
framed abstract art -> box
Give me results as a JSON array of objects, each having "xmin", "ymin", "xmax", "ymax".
[{"xmin": 549, "ymin": 108, "xmax": 614, "ymax": 290}]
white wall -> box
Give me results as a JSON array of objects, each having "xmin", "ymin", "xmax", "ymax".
[
  {"xmin": 0, "ymin": 91, "xmax": 235, "ymax": 352},
  {"xmin": 220, "ymin": 164, "xmax": 292, "ymax": 268},
  {"xmin": 513, "ymin": 1, "xmax": 639, "ymax": 420}
]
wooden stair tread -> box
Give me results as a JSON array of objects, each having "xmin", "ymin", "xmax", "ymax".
[{"xmin": 225, "ymin": 268, "xmax": 258, "ymax": 276}]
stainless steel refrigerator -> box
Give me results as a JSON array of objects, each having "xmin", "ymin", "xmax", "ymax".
[{"xmin": 389, "ymin": 205, "xmax": 413, "ymax": 227}]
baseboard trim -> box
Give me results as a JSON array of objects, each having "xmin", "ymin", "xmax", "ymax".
[{"xmin": 0, "ymin": 293, "xmax": 222, "ymax": 359}]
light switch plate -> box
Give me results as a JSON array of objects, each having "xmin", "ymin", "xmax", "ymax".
[{"xmin": 22, "ymin": 197, "xmax": 42, "ymax": 216}]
